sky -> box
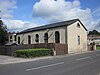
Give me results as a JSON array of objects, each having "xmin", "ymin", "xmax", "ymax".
[{"xmin": 0, "ymin": 0, "xmax": 100, "ymax": 32}]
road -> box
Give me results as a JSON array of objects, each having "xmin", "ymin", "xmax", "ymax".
[{"xmin": 0, "ymin": 51, "xmax": 100, "ymax": 75}]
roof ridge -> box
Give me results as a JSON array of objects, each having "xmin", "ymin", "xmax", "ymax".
[{"xmin": 17, "ymin": 19, "xmax": 79, "ymax": 34}]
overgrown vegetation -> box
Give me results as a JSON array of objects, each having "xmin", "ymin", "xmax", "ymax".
[
  {"xmin": 14, "ymin": 48, "xmax": 52, "ymax": 58},
  {"xmin": 88, "ymin": 30, "xmax": 100, "ymax": 35},
  {"xmin": 0, "ymin": 18, "xmax": 8, "ymax": 45}
]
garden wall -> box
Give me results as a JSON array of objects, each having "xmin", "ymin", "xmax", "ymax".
[{"xmin": 0, "ymin": 43, "xmax": 68, "ymax": 56}]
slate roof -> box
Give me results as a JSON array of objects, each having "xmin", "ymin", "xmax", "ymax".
[{"xmin": 17, "ymin": 19, "xmax": 87, "ymax": 34}]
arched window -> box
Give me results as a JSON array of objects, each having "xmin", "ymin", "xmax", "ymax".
[
  {"xmin": 14, "ymin": 35, "xmax": 16, "ymax": 41},
  {"xmin": 44, "ymin": 33, "xmax": 48, "ymax": 43},
  {"xmin": 55, "ymin": 31, "xmax": 60, "ymax": 43},
  {"xmin": 77, "ymin": 23, "xmax": 80, "ymax": 28},
  {"xmin": 18, "ymin": 37, "xmax": 20, "ymax": 44},
  {"xmin": 28, "ymin": 35, "xmax": 31, "ymax": 44},
  {"xmin": 35, "ymin": 34, "xmax": 39, "ymax": 43},
  {"xmin": 10, "ymin": 36, "xmax": 12, "ymax": 42}
]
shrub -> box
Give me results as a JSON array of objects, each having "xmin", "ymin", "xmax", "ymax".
[{"xmin": 14, "ymin": 48, "xmax": 52, "ymax": 58}]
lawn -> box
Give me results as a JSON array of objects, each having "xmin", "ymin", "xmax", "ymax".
[{"xmin": 96, "ymin": 46, "xmax": 100, "ymax": 50}]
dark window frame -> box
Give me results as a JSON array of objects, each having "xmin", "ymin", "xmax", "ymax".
[
  {"xmin": 28, "ymin": 35, "xmax": 31, "ymax": 44},
  {"xmin": 78, "ymin": 35, "xmax": 80, "ymax": 45},
  {"xmin": 55, "ymin": 31, "xmax": 60, "ymax": 43},
  {"xmin": 77, "ymin": 23, "xmax": 80, "ymax": 28},
  {"xmin": 44, "ymin": 33, "xmax": 48, "ymax": 43},
  {"xmin": 10, "ymin": 36, "xmax": 12, "ymax": 42},
  {"xmin": 18, "ymin": 37, "xmax": 20, "ymax": 44},
  {"xmin": 35, "ymin": 34, "xmax": 39, "ymax": 43},
  {"xmin": 14, "ymin": 35, "xmax": 16, "ymax": 41}
]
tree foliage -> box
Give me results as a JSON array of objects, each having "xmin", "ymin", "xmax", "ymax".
[
  {"xmin": 0, "ymin": 19, "xmax": 8, "ymax": 45},
  {"xmin": 88, "ymin": 30, "xmax": 100, "ymax": 35}
]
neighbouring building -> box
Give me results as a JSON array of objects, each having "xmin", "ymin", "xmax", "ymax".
[
  {"xmin": 12, "ymin": 19, "xmax": 87, "ymax": 54},
  {"xmin": 8, "ymin": 32, "xmax": 17, "ymax": 43},
  {"xmin": 88, "ymin": 35, "xmax": 100, "ymax": 45}
]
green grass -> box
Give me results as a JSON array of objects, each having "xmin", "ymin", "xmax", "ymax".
[
  {"xmin": 18, "ymin": 48, "xmax": 50, "ymax": 51},
  {"xmin": 96, "ymin": 46, "xmax": 100, "ymax": 50}
]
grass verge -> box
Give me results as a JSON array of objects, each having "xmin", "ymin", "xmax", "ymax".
[{"xmin": 96, "ymin": 46, "xmax": 100, "ymax": 50}]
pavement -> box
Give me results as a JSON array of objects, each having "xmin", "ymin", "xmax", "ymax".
[
  {"xmin": 0, "ymin": 55, "xmax": 53, "ymax": 65},
  {"xmin": 0, "ymin": 50, "xmax": 100, "ymax": 75},
  {"xmin": 0, "ymin": 50, "xmax": 90, "ymax": 65}
]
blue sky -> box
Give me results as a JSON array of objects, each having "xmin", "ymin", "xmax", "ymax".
[{"xmin": 0, "ymin": 0, "xmax": 100, "ymax": 32}]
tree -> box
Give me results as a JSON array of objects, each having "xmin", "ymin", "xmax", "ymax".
[
  {"xmin": 0, "ymin": 19, "xmax": 8, "ymax": 45},
  {"xmin": 88, "ymin": 30, "xmax": 100, "ymax": 35}
]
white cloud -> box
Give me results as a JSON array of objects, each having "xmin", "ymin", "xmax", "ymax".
[
  {"xmin": 0, "ymin": 0, "xmax": 39, "ymax": 32},
  {"xmin": 93, "ymin": 7, "xmax": 100, "ymax": 18},
  {"xmin": 3, "ymin": 19, "xmax": 38, "ymax": 32},
  {"xmin": 0, "ymin": 0, "xmax": 17, "ymax": 19},
  {"xmin": 33, "ymin": 0, "xmax": 99, "ymax": 31},
  {"xmin": 95, "ymin": 20, "xmax": 100, "ymax": 31},
  {"xmin": 0, "ymin": 0, "xmax": 40, "ymax": 32},
  {"xmin": 90, "ymin": 7, "xmax": 100, "ymax": 31},
  {"xmin": 0, "ymin": 0, "xmax": 99, "ymax": 32},
  {"xmin": 90, "ymin": 19, "xmax": 100, "ymax": 31}
]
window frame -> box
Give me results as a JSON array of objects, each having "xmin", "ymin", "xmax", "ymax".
[
  {"xmin": 44, "ymin": 33, "xmax": 48, "ymax": 43},
  {"xmin": 28, "ymin": 35, "xmax": 31, "ymax": 44},
  {"xmin": 18, "ymin": 37, "xmax": 20, "ymax": 44},
  {"xmin": 55, "ymin": 31, "xmax": 60, "ymax": 43},
  {"xmin": 35, "ymin": 34, "xmax": 39, "ymax": 43},
  {"xmin": 77, "ymin": 23, "xmax": 80, "ymax": 28},
  {"xmin": 78, "ymin": 35, "xmax": 80, "ymax": 45}
]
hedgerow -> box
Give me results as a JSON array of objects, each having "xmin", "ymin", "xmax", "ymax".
[{"xmin": 14, "ymin": 48, "xmax": 52, "ymax": 58}]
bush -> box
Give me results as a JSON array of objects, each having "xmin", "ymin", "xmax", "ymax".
[{"xmin": 14, "ymin": 48, "xmax": 52, "ymax": 58}]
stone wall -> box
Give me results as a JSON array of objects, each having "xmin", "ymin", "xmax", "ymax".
[{"xmin": 0, "ymin": 43, "xmax": 68, "ymax": 56}]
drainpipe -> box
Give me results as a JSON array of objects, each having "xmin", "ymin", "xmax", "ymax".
[
  {"xmin": 65, "ymin": 26, "xmax": 68, "ymax": 54},
  {"xmin": 65, "ymin": 26, "xmax": 67, "ymax": 44}
]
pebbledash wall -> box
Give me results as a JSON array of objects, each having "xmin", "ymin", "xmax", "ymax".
[
  {"xmin": 17, "ymin": 26, "xmax": 66, "ymax": 44},
  {"xmin": 67, "ymin": 21, "xmax": 87, "ymax": 53},
  {"xmin": 16, "ymin": 19, "xmax": 87, "ymax": 54}
]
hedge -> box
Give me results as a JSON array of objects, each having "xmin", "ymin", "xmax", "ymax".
[{"xmin": 14, "ymin": 48, "xmax": 52, "ymax": 58}]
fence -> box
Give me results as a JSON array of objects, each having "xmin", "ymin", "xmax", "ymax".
[{"xmin": 0, "ymin": 43, "xmax": 68, "ymax": 56}]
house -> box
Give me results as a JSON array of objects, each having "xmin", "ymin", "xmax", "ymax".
[
  {"xmin": 12, "ymin": 19, "xmax": 87, "ymax": 54},
  {"xmin": 88, "ymin": 35, "xmax": 100, "ymax": 45},
  {"xmin": 8, "ymin": 32, "xmax": 17, "ymax": 43}
]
